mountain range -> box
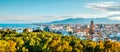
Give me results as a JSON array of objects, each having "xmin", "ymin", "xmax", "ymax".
[{"xmin": 47, "ymin": 18, "xmax": 120, "ymax": 24}]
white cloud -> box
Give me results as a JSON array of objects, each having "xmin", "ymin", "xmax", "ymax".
[
  {"xmin": 107, "ymin": 14, "xmax": 120, "ymax": 20},
  {"xmin": 63, "ymin": 13, "xmax": 105, "ymax": 18},
  {"xmin": 86, "ymin": 1, "xmax": 120, "ymax": 12},
  {"xmin": 86, "ymin": 1, "xmax": 120, "ymax": 21},
  {"xmin": 109, "ymin": 16, "xmax": 120, "ymax": 20},
  {"xmin": 0, "ymin": 16, "xmax": 67, "ymax": 23}
]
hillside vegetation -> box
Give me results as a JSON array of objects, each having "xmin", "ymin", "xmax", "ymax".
[{"xmin": 0, "ymin": 29, "xmax": 120, "ymax": 52}]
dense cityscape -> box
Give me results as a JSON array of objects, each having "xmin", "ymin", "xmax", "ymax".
[
  {"xmin": 39, "ymin": 21, "xmax": 120, "ymax": 42},
  {"xmin": 1, "ymin": 20, "xmax": 120, "ymax": 42},
  {"xmin": 0, "ymin": 21, "xmax": 120, "ymax": 52}
]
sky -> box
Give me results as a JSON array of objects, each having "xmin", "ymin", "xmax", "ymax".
[{"xmin": 0, "ymin": 0, "xmax": 120, "ymax": 23}]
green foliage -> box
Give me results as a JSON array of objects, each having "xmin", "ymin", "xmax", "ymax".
[
  {"xmin": 0, "ymin": 30, "xmax": 120, "ymax": 52},
  {"xmin": 0, "ymin": 40, "xmax": 16, "ymax": 52}
]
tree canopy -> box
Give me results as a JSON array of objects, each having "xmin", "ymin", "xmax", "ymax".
[{"xmin": 0, "ymin": 30, "xmax": 120, "ymax": 52}]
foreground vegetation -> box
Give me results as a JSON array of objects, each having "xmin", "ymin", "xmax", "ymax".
[{"xmin": 0, "ymin": 29, "xmax": 120, "ymax": 52}]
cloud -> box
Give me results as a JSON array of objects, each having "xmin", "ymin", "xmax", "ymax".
[
  {"xmin": 63, "ymin": 13, "xmax": 105, "ymax": 18},
  {"xmin": 107, "ymin": 14, "xmax": 120, "ymax": 20},
  {"xmin": 86, "ymin": 1, "xmax": 120, "ymax": 21},
  {"xmin": 109, "ymin": 16, "xmax": 120, "ymax": 20},
  {"xmin": 108, "ymin": 14, "xmax": 120, "ymax": 17},
  {"xmin": 86, "ymin": 1, "xmax": 120, "ymax": 12},
  {"xmin": 0, "ymin": 13, "xmax": 120, "ymax": 23},
  {"xmin": 0, "ymin": 13, "xmax": 104, "ymax": 23},
  {"xmin": 0, "ymin": 16, "xmax": 67, "ymax": 23},
  {"xmin": 0, "ymin": 13, "xmax": 116, "ymax": 23}
]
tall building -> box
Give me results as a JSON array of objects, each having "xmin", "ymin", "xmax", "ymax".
[{"xmin": 89, "ymin": 20, "xmax": 95, "ymax": 35}]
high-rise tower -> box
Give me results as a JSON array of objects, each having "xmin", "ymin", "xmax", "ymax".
[{"xmin": 89, "ymin": 20, "xmax": 95, "ymax": 35}]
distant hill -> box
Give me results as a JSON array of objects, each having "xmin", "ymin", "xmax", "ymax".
[{"xmin": 47, "ymin": 18, "xmax": 120, "ymax": 24}]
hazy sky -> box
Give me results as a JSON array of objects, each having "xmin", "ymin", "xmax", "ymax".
[{"xmin": 0, "ymin": 0, "xmax": 120, "ymax": 23}]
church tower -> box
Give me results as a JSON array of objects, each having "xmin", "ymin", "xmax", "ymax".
[{"xmin": 89, "ymin": 20, "xmax": 95, "ymax": 35}]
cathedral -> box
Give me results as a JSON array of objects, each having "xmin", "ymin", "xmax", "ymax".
[{"xmin": 89, "ymin": 20, "xmax": 95, "ymax": 35}]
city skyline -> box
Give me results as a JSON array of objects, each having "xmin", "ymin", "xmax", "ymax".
[{"xmin": 0, "ymin": 0, "xmax": 120, "ymax": 23}]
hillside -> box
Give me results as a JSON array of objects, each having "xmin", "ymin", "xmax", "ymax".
[{"xmin": 48, "ymin": 18, "xmax": 120, "ymax": 24}]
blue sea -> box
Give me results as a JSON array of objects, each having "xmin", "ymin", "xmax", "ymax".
[{"xmin": 0, "ymin": 24, "xmax": 39, "ymax": 28}]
